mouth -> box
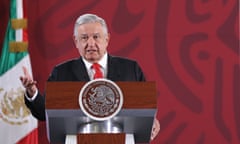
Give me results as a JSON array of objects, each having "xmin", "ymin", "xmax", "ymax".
[{"xmin": 86, "ymin": 49, "xmax": 97, "ymax": 53}]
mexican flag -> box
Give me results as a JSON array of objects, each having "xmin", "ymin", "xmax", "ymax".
[{"xmin": 0, "ymin": 0, "xmax": 38, "ymax": 143}]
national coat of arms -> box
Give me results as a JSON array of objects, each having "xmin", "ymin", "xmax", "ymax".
[{"xmin": 79, "ymin": 79, "xmax": 123, "ymax": 121}]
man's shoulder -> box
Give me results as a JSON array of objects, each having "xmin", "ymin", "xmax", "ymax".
[
  {"xmin": 109, "ymin": 55, "xmax": 137, "ymax": 63},
  {"xmin": 55, "ymin": 57, "xmax": 82, "ymax": 68}
]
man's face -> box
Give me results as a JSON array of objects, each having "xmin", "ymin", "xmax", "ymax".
[{"xmin": 74, "ymin": 22, "xmax": 109, "ymax": 63}]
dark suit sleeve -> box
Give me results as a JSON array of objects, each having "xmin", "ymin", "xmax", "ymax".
[
  {"xmin": 24, "ymin": 66, "xmax": 60, "ymax": 121},
  {"xmin": 24, "ymin": 91, "xmax": 46, "ymax": 121},
  {"xmin": 134, "ymin": 61, "xmax": 146, "ymax": 81}
]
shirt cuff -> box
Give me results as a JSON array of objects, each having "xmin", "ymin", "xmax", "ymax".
[{"xmin": 25, "ymin": 89, "xmax": 38, "ymax": 101}]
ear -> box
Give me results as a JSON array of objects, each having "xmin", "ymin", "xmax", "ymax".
[
  {"xmin": 106, "ymin": 33, "xmax": 110, "ymax": 43},
  {"xmin": 73, "ymin": 35, "xmax": 78, "ymax": 46}
]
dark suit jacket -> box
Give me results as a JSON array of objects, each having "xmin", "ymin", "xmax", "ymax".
[{"xmin": 25, "ymin": 55, "xmax": 145, "ymax": 121}]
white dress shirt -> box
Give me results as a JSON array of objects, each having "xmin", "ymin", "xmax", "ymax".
[{"xmin": 82, "ymin": 53, "xmax": 108, "ymax": 80}]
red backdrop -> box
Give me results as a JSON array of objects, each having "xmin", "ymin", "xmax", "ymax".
[{"xmin": 1, "ymin": 0, "xmax": 239, "ymax": 144}]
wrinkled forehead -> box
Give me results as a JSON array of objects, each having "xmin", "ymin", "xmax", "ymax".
[{"xmin": 77, "ymin": 22, "xmax": 105, "ymax": 35}]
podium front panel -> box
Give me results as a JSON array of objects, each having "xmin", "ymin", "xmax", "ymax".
[{"xmin": 45, "ymin": 82, "xmax": 157, "ymax": 143}]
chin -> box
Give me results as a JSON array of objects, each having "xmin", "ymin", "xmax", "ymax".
[{"xmin": 87, "ymin": 57, "xmax": 100, "ymax": 63}]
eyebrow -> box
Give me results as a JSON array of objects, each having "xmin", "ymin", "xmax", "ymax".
[{"xmin": 80, "ymin": 33, "xmax": 101, "ymax": 36}]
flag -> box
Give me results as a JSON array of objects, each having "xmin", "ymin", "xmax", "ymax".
[{"xmin": 0, "ymin": 0, "xmax": 38, "ymax": 143}]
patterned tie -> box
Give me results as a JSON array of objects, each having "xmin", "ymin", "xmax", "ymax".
[{"xmin": 92, "ymin": 63, "xmax": 103, "ymax": 79}]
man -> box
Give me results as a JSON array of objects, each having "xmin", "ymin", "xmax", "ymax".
[{"xmin": 20, "ymin": 13, "xmax": 159, "ymax": 139}]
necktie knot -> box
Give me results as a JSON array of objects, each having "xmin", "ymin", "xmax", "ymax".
[{"xmin": 92, "ymin": 63, "xmax": 103, "ymax": 79}]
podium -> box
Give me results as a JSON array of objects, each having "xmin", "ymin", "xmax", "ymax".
[{"xmin": 45, "ymin": 81, "xmax": 157, "ymax": 144}]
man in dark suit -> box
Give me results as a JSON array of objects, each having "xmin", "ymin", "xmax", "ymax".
[{"xmin": 20, "ymin": 13, "xmax": 159, "ymax": 139}]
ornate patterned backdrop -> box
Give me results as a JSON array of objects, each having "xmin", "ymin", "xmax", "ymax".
[{"xmin": 1, "ymin": 0, "xmax": 239, "ymax": 143}]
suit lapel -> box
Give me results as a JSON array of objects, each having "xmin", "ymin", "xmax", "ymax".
[
  {"xmin": 107, "ymin": 55, "xmax": 121, "ymax": 81},
  {"xmin": 72, "ymin": 58, "xmax": 90, "ymax": 81}
]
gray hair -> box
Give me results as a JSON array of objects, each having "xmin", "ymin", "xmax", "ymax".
[{"xmin": 73, "ymin": 13, "xmax": 108, "ymax": 37}]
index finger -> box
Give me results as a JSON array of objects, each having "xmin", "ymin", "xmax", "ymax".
[{"xmin": 22, "ymin": 66, "xmax": 31, "ymax": 77}]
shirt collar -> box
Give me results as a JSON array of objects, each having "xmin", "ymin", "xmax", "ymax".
[{"xmin": 82, "ymin": 53, "xmax": 108, "ymax": 69}]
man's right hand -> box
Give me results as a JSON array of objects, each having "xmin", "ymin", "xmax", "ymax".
[{"xmin": 19, "ymin": 66, "xmax": 37, "ymax": 97}]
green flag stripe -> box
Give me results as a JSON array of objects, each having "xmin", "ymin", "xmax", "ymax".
[{"xmin": 0, "ymin": 0, "xmax": 28, "ymax": 76}]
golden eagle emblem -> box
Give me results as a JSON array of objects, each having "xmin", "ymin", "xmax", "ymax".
[{"xmin": 0, "ymin": 87, "xmax": 31, "ymax": 125}]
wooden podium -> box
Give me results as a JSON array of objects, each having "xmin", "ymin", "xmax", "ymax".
[{"xmin": 45, "ymin": 81, "xmax": 157, "ymax": 144}]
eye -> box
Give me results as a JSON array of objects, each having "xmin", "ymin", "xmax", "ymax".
[
  {"xmin": 81, "ymin": 35, "xmax": 89, "ymax": 40},
  {"xmin": 93, "ymin": 34, "xmax": 100, "ymax": 40}
]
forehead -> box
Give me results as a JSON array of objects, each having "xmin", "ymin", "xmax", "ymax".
[{"xmin": 77, "ymin": 22, "xmax": 104, "ymax": 34}]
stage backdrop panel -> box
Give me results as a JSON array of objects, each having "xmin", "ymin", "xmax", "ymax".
[{"xmin": 1, "ymin": 0, "xmax": 239, "ymax": 144}]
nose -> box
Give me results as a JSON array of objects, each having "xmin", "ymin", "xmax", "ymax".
[{"xmin": 87, "ymin": 36, "xmax": 96, "ymax": 46}]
